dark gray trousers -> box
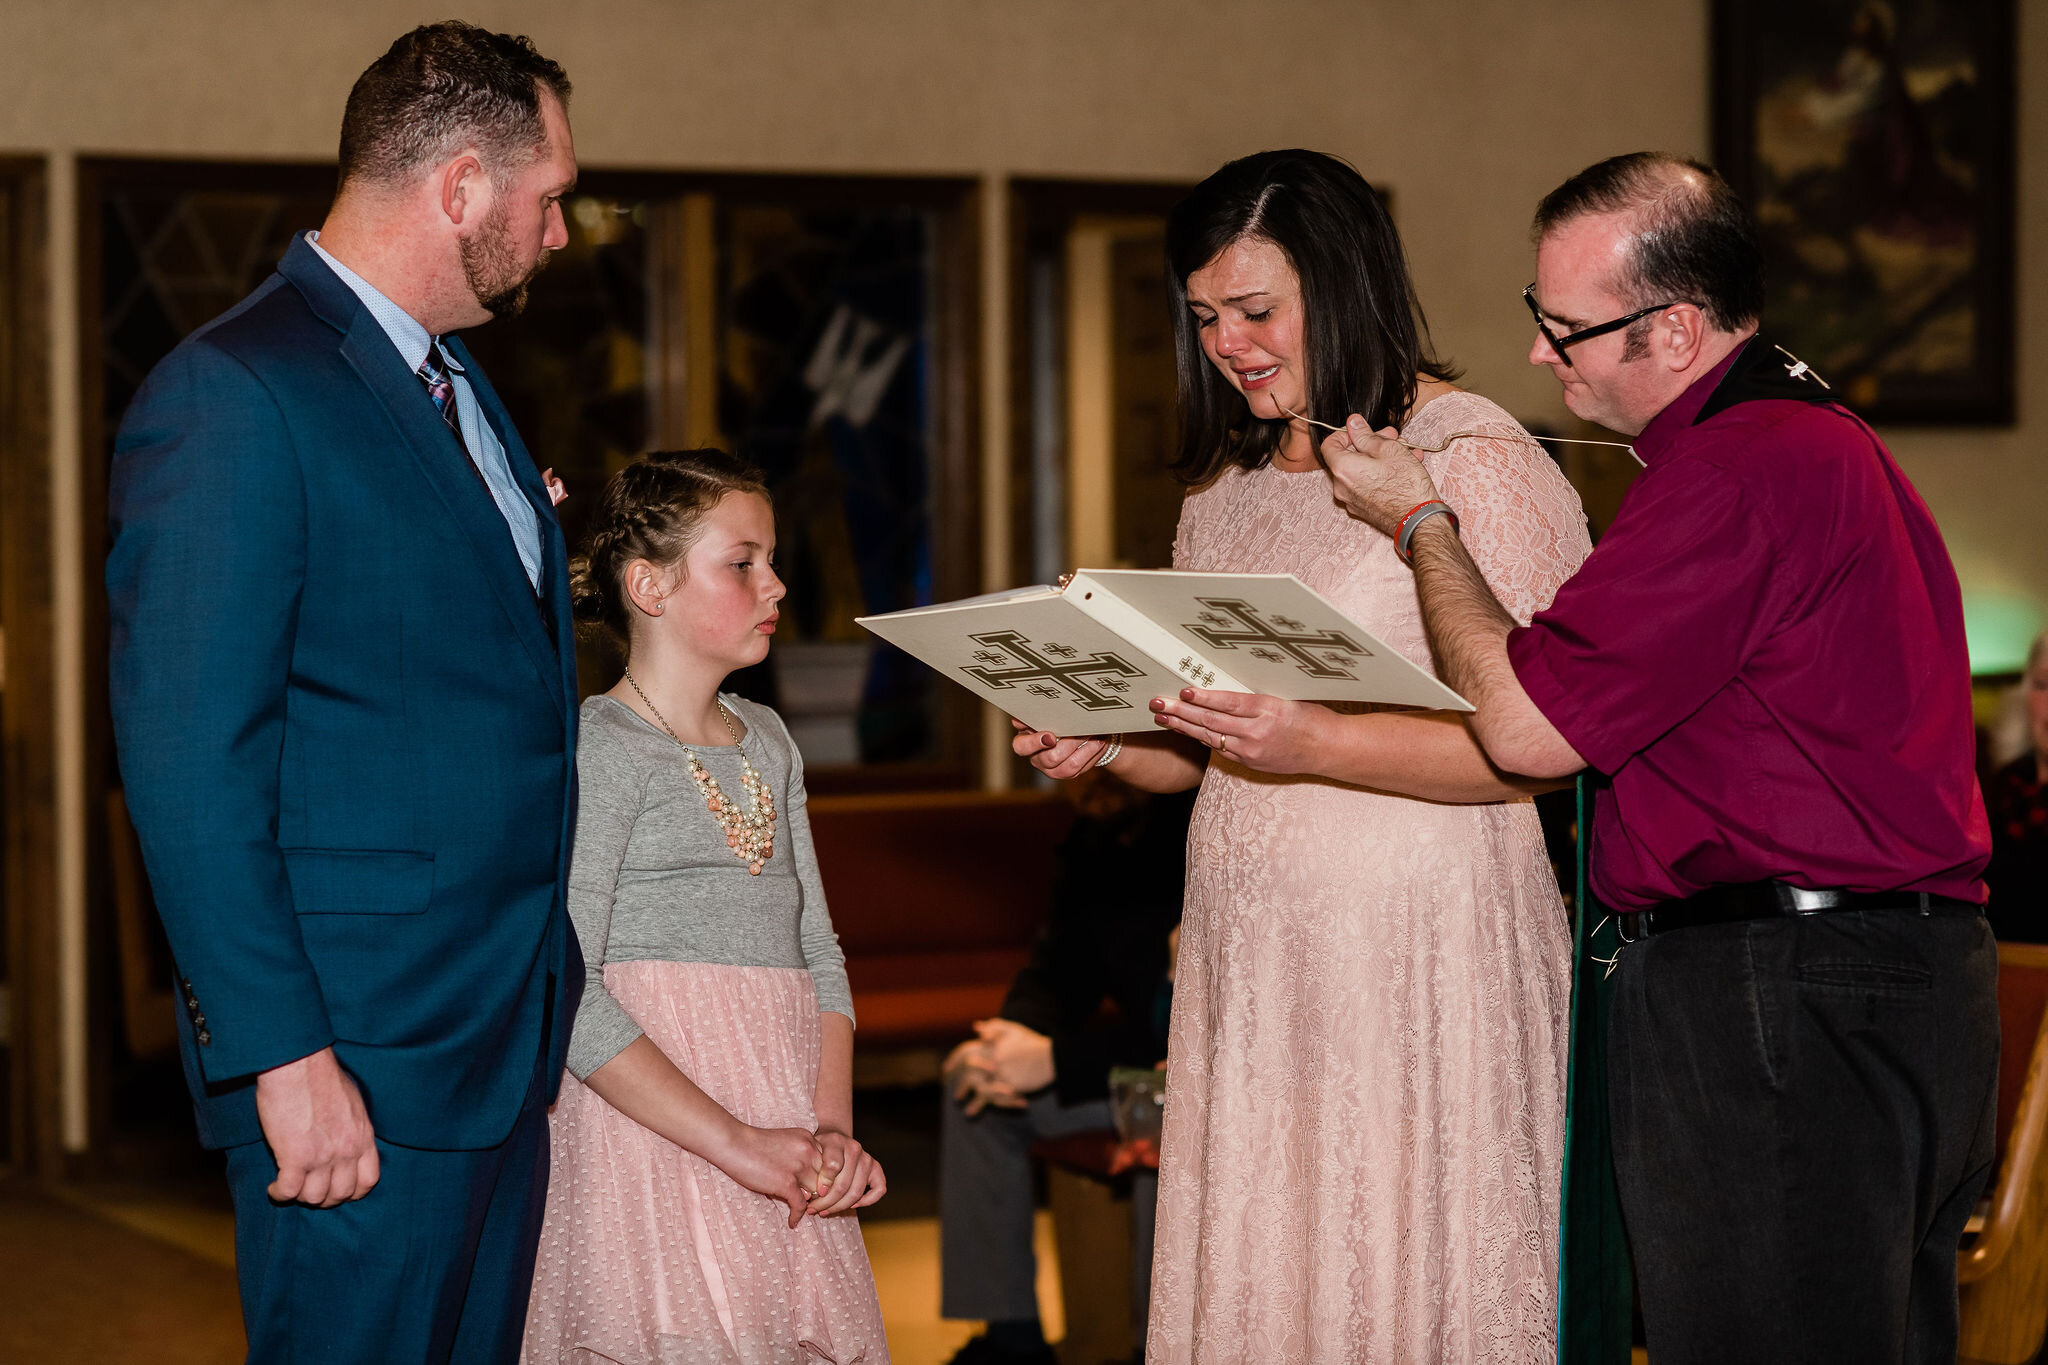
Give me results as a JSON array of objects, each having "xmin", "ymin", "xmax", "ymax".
[
  {"xmin": 939, "ymin": 1088, "xmax": 1156, "ymax": 1332},
  {"xmin": 1609, "ymin": 910, "xmax": 1999, "ymax": 1365}
]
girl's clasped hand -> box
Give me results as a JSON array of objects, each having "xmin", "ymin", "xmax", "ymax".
[
  {"xmin": 721, "ymin": 1122, "xmax": 833, "ymax": 1229},
  {"xmin": 806, "ymin": 1127, "xmax": 886, "ymax": 1220}
]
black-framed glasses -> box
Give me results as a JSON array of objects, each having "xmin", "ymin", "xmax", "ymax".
[{"xmin": 1523, "ymin": 284, "xmax": 1684, "ymax": 367}]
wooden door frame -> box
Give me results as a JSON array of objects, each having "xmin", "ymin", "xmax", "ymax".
[
  {"xmin": 1001, "ymin": 179, "xmax": 1189, "ymax": 786},
  {"xmin": 1005, "ymin": 179, "xmax": 1191, "ymax": 585},
  {"xmin": 0, "ymin": 155, "xmax": 57, "ymax": 1175}
]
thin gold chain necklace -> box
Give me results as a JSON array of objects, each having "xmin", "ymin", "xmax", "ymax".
[{"xmin": 622, "ymin": 668, "xmax": 777, "ymax": 875}]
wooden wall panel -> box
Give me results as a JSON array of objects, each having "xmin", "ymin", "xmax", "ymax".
[{"xmin": 0, "ymin": 158, "xmax": 58, "ymax": 1175}]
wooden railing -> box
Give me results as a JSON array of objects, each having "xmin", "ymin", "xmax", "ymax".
[{"xmin": 1959, "ymin": 941, "xmax": 2048, "ymax": 1365}]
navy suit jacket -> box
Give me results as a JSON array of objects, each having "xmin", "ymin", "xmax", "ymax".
[{"xmin": 107, "ymin": 236, "xmax": 583, "ymax": 1151}]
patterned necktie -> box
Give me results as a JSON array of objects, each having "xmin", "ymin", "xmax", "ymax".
[
  {"xmin": 416, "ymin": 349, "xmax": 463, "ymax": 441},
  {"xmin": 417, "ymin": 346, "xmax": 492, "ymax": 497},
  {"xmin": 408, "ymin": 341, "xmax": 544, "ymax": 604}
]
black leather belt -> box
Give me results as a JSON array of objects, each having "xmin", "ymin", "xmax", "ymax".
[{"xmin": 1615, "ymin": 881, "xmax": 1983, "ymax": 944}]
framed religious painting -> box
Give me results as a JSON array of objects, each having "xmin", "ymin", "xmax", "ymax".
[{"xmin": 1712, "ymin": 0, "xmax": 2016, "ymax": 423}]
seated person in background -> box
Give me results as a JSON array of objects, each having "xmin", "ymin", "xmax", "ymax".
[
  {"xmin": 1988, "ymin": 627, "xmax": 2048, "ymax": 942},
  {"xmin": 940, "ymin": 776, "xmax": 1196, "ymax": 1365}
]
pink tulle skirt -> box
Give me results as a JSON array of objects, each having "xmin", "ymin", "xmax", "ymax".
[{"xmin": 520, "ymin": 961, "xmax": 888, "ymax": 1364}]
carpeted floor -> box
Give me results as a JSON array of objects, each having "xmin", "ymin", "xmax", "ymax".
[
  {"xmin": 0, "ymin": 1171, "xmax": 1058, "ymax": 1364},
  {"xmin": 0, "ymin": 1175, "xmax": 245, "ymax": 1363},
  {"xmin": 0, "ymin": 1169, "xmax": 1647, "ymax": 1363},
  {"xmin": 2, "ymin": 1081, "xmax": 1061, "ymax": 1363}
]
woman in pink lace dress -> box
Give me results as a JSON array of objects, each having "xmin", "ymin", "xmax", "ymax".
[{"xmin": 1015, "ymin": 151, "xmax": 1590, "ymax": 1362}]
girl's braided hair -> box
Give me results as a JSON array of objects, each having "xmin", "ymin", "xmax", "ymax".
[{"xmin": 568, "ymin": 448, "xmax": 771, "ymax": 652}]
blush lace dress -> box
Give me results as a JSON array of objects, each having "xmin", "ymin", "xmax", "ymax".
[{"xmin": 1146, "ymin": 393, "xmax": 1592, "ymax": 1364}]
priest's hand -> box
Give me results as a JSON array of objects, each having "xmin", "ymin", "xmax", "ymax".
[
  {"xmin": 1150, "ymin": 687, "xmax": 1329, "ymax": 774},
  {"xmin": 1322, "ymin": 415, "xmax": 1441, "ymax": 536}
]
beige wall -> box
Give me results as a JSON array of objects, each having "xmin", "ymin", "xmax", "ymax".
[
  {"xmin": 7, "ymin": 0, "xmax": 1713, "ymax": 419},
  {"xmin": 9, "ymin": 0, "xmax": 2037, "ymax": 624}
]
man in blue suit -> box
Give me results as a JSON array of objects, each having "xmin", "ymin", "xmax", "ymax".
[{"xmin": 107, "ymin": 24, "xmax": 583, "ymax": 1363}]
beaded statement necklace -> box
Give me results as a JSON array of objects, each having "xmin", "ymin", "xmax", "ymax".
[{"xmin": 622, "ymin": 668, "xmax": 777, "ymax": 875}]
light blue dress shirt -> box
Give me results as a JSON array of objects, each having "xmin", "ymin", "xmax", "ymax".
[{"xmin": 306, "ymin": 232, "xmax": 544, "ymax": 590}]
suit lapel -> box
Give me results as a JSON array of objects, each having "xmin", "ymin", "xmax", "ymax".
[
  {"xmin": 447, "ymin": 337, "xmax": 579, "ymax": 694},
  {"xmin": 329, "ymin": 304, "xmax": 566, "ymax": 721},
  {"xmin": 278, "ymin": 239, "xmax": 572, "ymax": 719}
]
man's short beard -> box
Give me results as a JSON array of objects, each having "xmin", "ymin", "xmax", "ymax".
[{"xmin": 459, "ymin": 197, "xmax": 550, "ymax": 321}]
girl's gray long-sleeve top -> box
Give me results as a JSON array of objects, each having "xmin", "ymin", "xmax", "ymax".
[{"xmin": 564, "ymin": 693, "xmax": 854, "ymax": 1081}]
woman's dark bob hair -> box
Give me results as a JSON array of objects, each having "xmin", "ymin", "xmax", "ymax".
[{"xmin": 1165, "ymin": 149, "xmax": 1456, "ymax": 486}]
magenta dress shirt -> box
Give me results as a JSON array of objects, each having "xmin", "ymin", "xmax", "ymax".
[{"xmin": 1506, "ymin": 336, "xmax": 1991, "ymax": 913}]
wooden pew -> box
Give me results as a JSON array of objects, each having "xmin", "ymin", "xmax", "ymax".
[
  {"xmin": 1959, "ymin": 941, "xmax": 2048, "ymax": 1365},
  {"xmin": 808, "ymin": 789, "xmax": 1076, "ymax": 1052},
  {"xmin": 1031, "ymin": 1130, "xmax": 1154, "ymax": 1364}
]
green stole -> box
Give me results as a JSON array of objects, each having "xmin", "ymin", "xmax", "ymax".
[{"xmin": 1557, "ymin": 773, "xmax": 1634, "ymax": 1362}]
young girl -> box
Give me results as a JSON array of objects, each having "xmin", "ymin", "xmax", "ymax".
[{"xmin": 521, "ymin": 450, "xmax": 888, "ymax": 1364}]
